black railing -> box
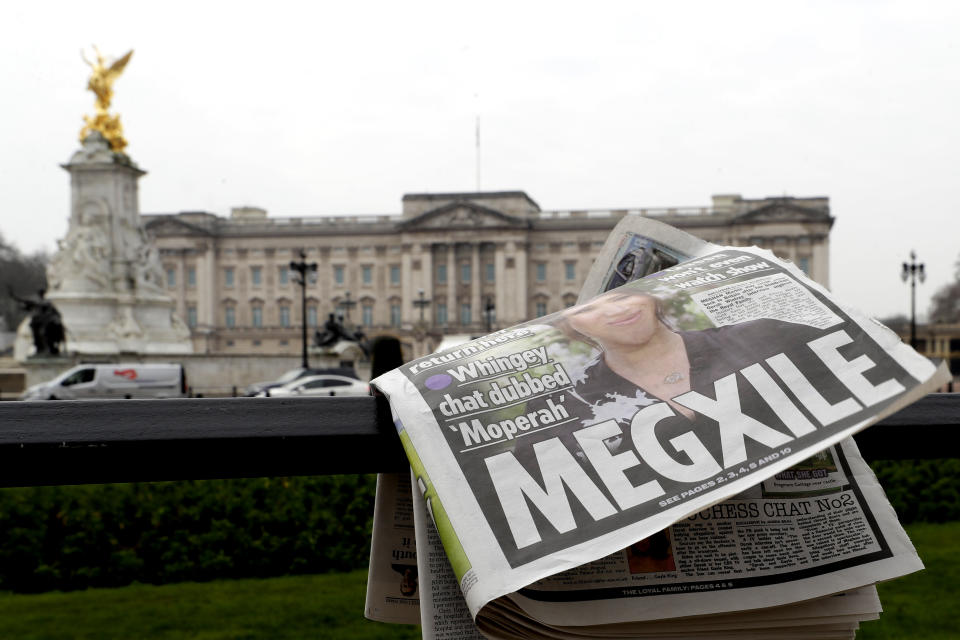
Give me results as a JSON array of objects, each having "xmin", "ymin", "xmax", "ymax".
[{"xmin": 0, "ymin": 394, "xmax": 957, "ymax": 488}]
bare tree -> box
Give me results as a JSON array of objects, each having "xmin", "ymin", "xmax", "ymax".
[
  {"xmin": 928, "ymin": 253, "xmax": 960, "ymax": 324},
  {"xmin": 0, "ymin": 232, "xmax": 48, "ymax": 329}
]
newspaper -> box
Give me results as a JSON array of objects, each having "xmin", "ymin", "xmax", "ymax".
[
  {"xmin": 364, "ymin": 471, "xmax": 421, "ymax": 624},
  {"xmin": 368, "ymin": 215, "xmax": 948, "ymax": 637},
  {"xmin": 492, "ymin": 438, "xmax": 910, "ymax": 628},
  {"xmin": 397, "ymin": 438, "xmax": 892, "ymax": 639}
]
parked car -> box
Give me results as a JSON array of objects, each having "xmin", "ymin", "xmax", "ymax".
[
  {"xmin": 244, "ymin": 366, "xmax": 359, "ymax": 397},
  {"xmin": 257, "ymin": 374, "xmax": 370, "ymax": 398},
  {"xmin": 20, "ymin": 363, "xmax": 187, "ymax": 400}
]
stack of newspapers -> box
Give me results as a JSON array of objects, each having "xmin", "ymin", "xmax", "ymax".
[{"xmin": 365, "ymin": 217, "xmax": 948, "ymax": 640}]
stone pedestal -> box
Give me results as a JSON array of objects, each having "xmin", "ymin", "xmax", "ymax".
[
  {"xmin": 15, "ymin": 132, "xmax": 192, "ymax": 360},
  {"xmin": 310, "ymin": 340, "xmax": 367, "ymax": 368}
]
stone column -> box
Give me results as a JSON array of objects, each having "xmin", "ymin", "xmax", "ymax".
[
  {"xmin": 197, "ymin": 242, "xmax": 216, "ymax": 327},
  {"xmin": 176, "ymin": 250, "xmax": 187, "ymax": 317},
  {"xmin": 471, "ymin": 243, "xmax": 481, "ymax": 325},
  {"xmin": 420, "ymin": 243, "xmax": 434, "ymax": 322},
  {"xmin": 494, "ymin": 243, "xmax": 506, "ymax": 328},
  {"xmin": 446, "ymin": 247, "xmax": 456, "ymax": 326},
  {"xmin": 317, "ymin": 247, "xmax": 330, "ymax": 316},
  {"xmin": 401, "ymin": 244, "xmax": 413, "ymax": 324},
  {"xmin": 514, "ymin": 241, "xmax": 528, "ymax": 323}
]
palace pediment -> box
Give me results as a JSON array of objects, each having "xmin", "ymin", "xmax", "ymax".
[
  {"xmin": 144, "ymin": 217, "xmax": 214, "ymax": 236},
  {"xmin": 733, "ymin": 202, "xmax": 833, "ymax": 226},
  {"xmin": 398, "ymin": 201, "xmax": 530, "ymax": 231}
]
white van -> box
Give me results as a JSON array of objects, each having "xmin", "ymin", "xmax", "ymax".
[{"xmin": 20, "ymin": 363, "xmax": 187, "ymax": 400}]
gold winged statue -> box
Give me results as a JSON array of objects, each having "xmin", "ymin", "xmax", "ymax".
[{"xmin": 79, "ymin": 46, "xmax": 133, "ymax": 153}]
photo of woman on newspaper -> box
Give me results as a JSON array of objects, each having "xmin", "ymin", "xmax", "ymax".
[
  {"xmin": 547, "ymin": 284, "xmax": 913, "ymax": 452},
  {"xmin": 556, "ymin": 289, "xmax": 701, "ymax": 421},
  {"xmin": 556, "ymin": 288, "xmax": 787, "ymax": 425}
]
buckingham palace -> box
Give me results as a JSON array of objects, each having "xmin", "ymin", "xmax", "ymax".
[{"xmin": 144, "ymin": 190, "xmax": 833, "ymax": 357}]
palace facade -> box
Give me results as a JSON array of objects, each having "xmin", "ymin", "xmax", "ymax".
[
  {"xmin": 890, "ymin": 321, "xmax": 960, "ymax": 383},
  {"xmin": 144, "ymin": 191, "xmax": 834, "ymax": 357}
]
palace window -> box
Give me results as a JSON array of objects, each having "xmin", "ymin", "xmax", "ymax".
[
  {"xmin": 363, "ymin": 304, "xmax": 374, "ymax": 327},
  {"xmin": 536, "ymin": 263, "xmax": 546, "ymax": 282},
  {"xmin": 278, "ymin": 266, "xmax": 289, "ymax": 286},
  {"xmin": 186, "ymin": 305, "xmax": 197, "ymax": 328},
  {"xmin": 460, "ymin": 303, "xmax": 472, "ymax": 325},
  {"xmin": 334, "ymin": 265, "xmax": 345, "ymax": 285},
  {"xmin": 391, "ymin": 303, "xmax": 402, "ymax": 327},
  {"xmin": 279, "ymin": 305, "xmax": 291, "ymax": 328},
  {"xmin": 225, "ymin": 307, "xmax": 236, "ymax": 328},
  {"xmin": 437, "ymin": 264, "xmax": 447, "ymax": 284},
  {"xmin": 187, "ymin": 267, "xmax": 197, "ymax": 288},
  {"xmin": 251, "ymin": 266, "xmax": 262, "ymax": 287},
  {"xmin": 224, "ymin": 267, "xmax": 234, "ymax": 288},
  {"xmin": 390, "ymin": 265, "xmax": 401, "ymax": 285},
  {"xmin": 436, "ymin": 303, "xmax": 447, "ymax": 325},
  {"xmin": 166, "ymin": 268, "xmax": 176, "ymax": 288},
  {"xmin": 252, "ymin": 306, "xmax": 263, "ymax": 328},
  {"xmin": 565, "ymin": 261, "xmax": 576, "ymax": 281}
]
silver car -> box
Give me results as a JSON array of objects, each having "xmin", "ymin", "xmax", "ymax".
[{"xmin": 258, "ymin": 374, "xmax": 370, "ymax": 398}]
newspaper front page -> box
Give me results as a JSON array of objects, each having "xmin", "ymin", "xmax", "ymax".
[{"xmin": 370, "ymin": 216, "xmax": 946, "ymax": 636}]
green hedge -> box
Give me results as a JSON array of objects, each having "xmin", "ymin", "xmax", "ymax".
[
  {"xmin": 869, "ymin": 459, "xmax": 960, "ymax": 523},
  {"xmin": 2, "ymin": 461, "xmax": 957, "ymax": 594},
  {"xmin": 0, "ymin": 475, "xmax": 377, "ymax": 593}
]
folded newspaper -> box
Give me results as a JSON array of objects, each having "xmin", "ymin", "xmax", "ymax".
[{"xmin": 366, "ymin": 217, "xmax": 949, "ymax": 639}]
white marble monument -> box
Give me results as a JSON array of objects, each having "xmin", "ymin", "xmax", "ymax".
[
  {"xmin": 15, "ymin": 48, "xmax": 191, "ymax": 360},
  {"xmin": 15, "ymin": 132, "xmax": 192, "ymax": 359}
]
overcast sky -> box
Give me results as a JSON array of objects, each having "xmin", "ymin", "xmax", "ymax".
[{"xmin": 2, "ymin": 0, "xmax": 957, "ymax": 321}]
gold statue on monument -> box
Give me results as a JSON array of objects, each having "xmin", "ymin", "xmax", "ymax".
[{"xmin": 79, "ymin": 46, "xmax": 133, "ymax": 153}]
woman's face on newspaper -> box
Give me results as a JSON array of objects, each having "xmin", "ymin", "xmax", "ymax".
[{"xmin": 565, "ymin": 291, "xmax": 662, "ymax": 348}]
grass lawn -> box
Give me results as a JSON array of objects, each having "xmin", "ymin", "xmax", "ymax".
[
  {"xmin": 0, "ymin": 522, "xmax": 955, "ymax": 639},
  {"xmin": 0, "ymin": 570, "xmax": 419, "ymax": 640},
  {"xmin": 856, "ymin": 521, "xmax": 960, "ymax": 640}
]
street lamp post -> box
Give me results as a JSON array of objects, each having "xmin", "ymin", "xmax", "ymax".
[
  {"xmin": 901, "ymin": 250, "xmax": 926, "ymax": 350},
  {"xmin": 413, "ymin": 289, "xmax": 432, "ymax": 323},
  {"xmin": 290, "ymin": 249, "xmax": 317, "ymax": 369}
]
